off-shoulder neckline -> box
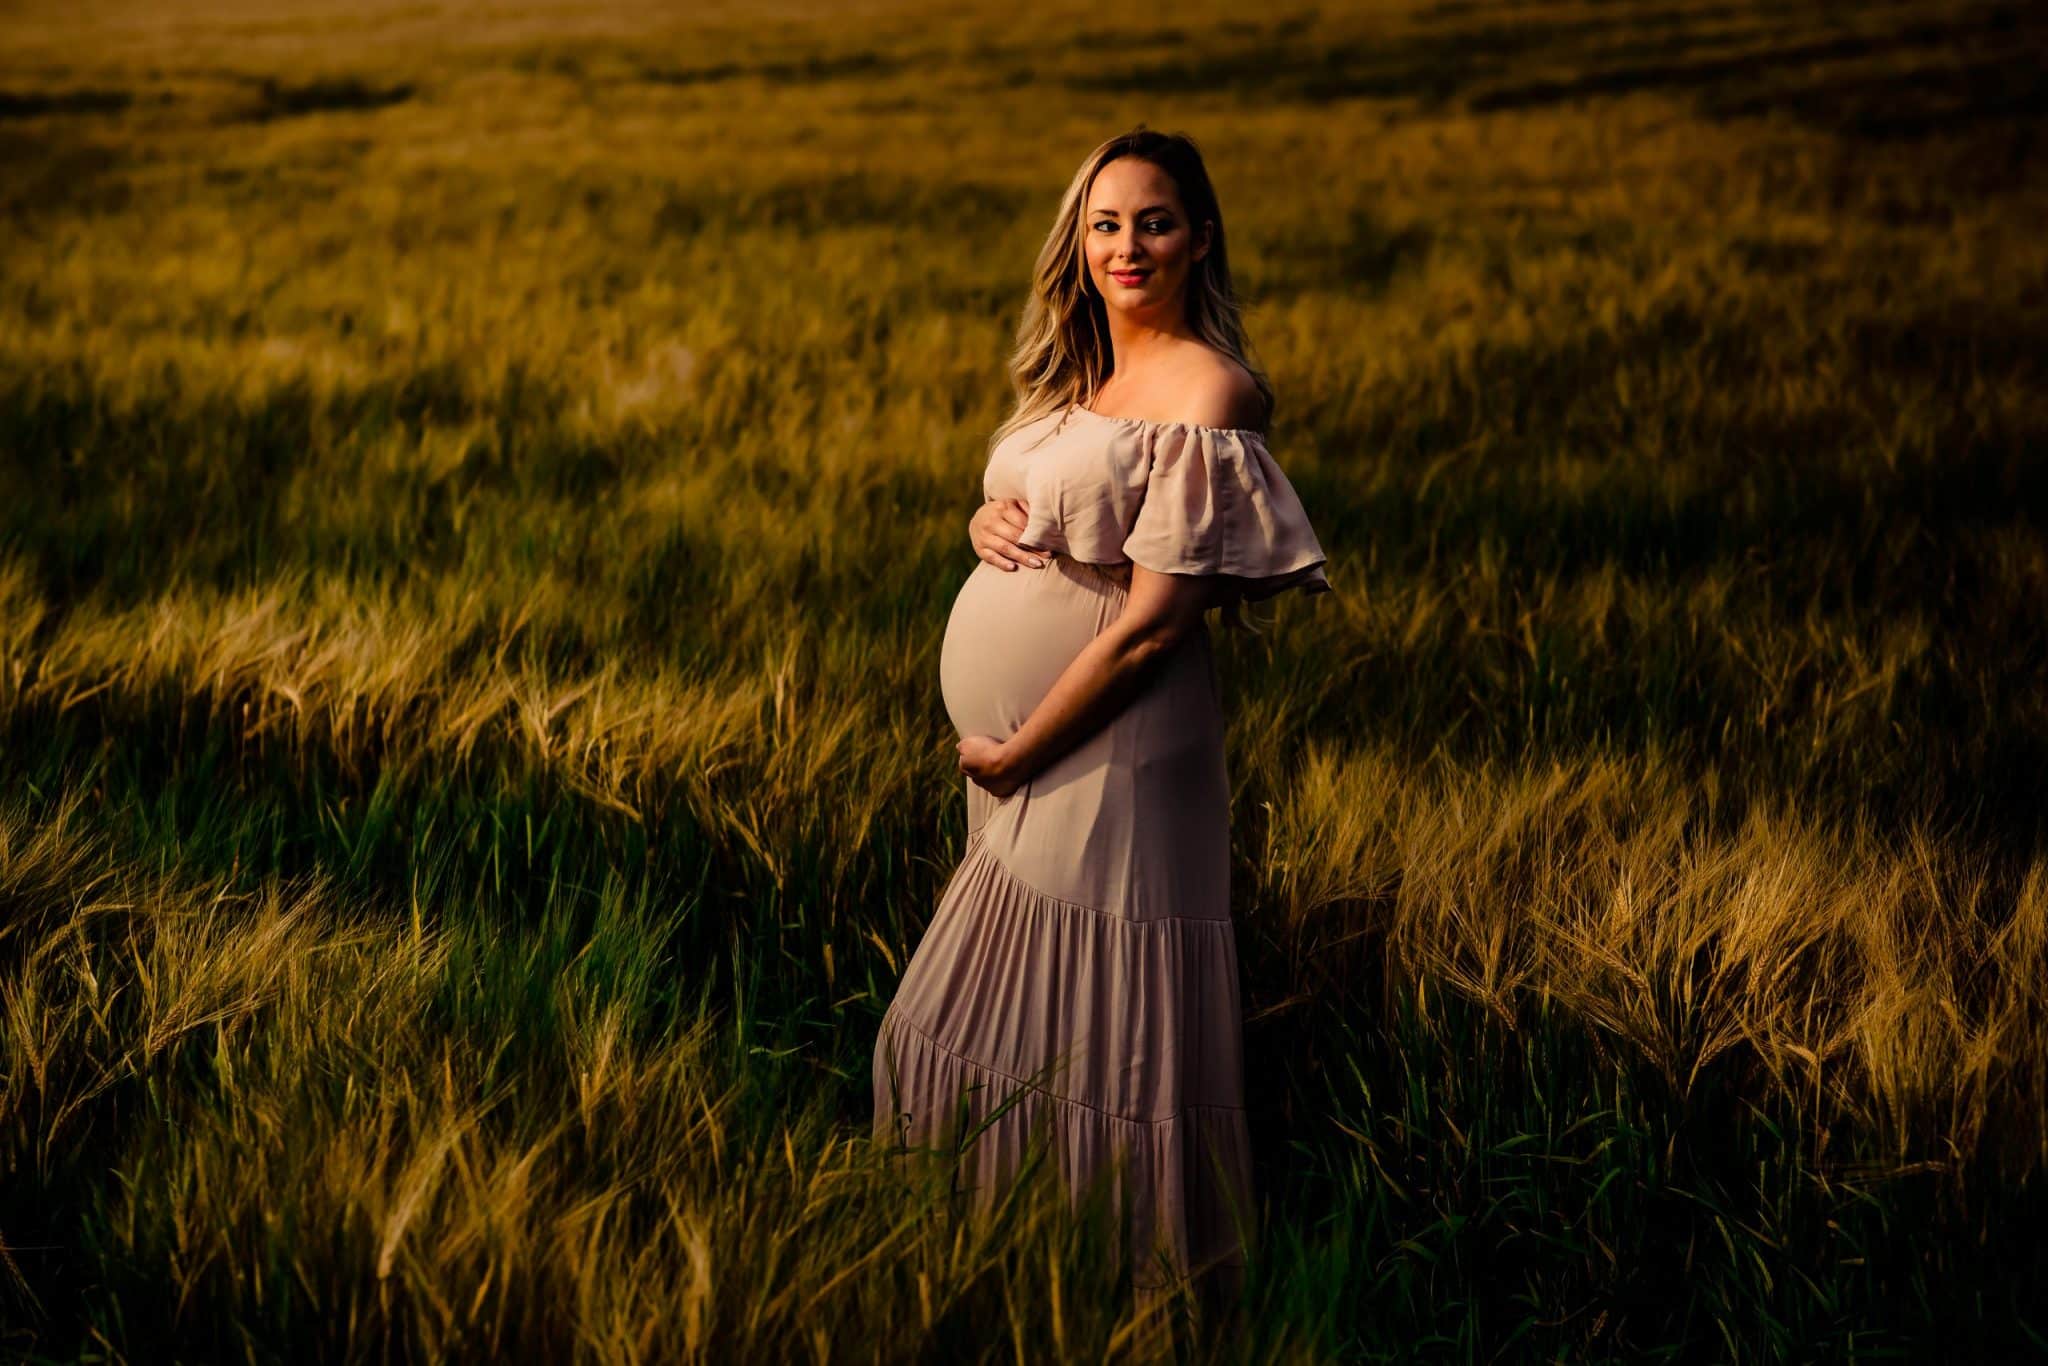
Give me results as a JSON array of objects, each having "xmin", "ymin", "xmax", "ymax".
[{"xmin": 1065, "ymin": 402, "xmax": 1265, "ymax": 441}]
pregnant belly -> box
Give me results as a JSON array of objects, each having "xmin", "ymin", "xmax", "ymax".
[{"xmin": 939, "ymin": 559, "xmax": 1128, "ymax": 741}]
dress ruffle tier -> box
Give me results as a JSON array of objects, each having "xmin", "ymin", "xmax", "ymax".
[{"xmin": 873, "ymin": 829, "xmax": 1256, "ymax": 1291}]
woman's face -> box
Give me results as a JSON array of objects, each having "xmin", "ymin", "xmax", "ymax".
[{"xmin": 1082, "ymin": 155, "xmax": 1210, "ymax": 318}]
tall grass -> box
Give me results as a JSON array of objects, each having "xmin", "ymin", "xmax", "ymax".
[{"xmin": 3, "ymin": 0, "xmax": 2047, "ymax": 1358}]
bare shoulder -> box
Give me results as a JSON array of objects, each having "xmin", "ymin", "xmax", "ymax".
[{"xmin": 1172, "ymin": 346, "xmax": 1266, "ymax": 432}]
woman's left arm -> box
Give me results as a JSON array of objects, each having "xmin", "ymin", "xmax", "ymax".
[{"xmin": 956, "ymin": 566, "xmax": 1222, "ymax": 796}]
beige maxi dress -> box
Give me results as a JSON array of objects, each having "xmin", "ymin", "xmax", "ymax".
[{"xmin": 871, "ymin": 400, "xmax": 1331, "ymax": 1294}]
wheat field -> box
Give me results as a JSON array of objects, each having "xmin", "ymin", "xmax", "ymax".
[{"xmin": 3, "ymin": 0, "xmax": 2047, "ymax": 1359}]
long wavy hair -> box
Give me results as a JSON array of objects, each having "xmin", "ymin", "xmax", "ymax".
[
  {"xmin": 988, "ymin": 126, "xmax": 1280, "ymax": 631},
  {"xmin": 987, "ymin": 125, "xmax": 1272, "ymax": 453}
]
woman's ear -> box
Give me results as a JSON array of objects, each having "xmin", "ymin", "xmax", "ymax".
[{"xmin": 1193, "ymin": 219, "xmax": 1214, "ymax": 262}]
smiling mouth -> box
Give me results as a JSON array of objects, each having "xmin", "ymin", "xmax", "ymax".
[{"xmin": 1110, "ymin": 270, "xmax": 1150, "ymax": 284}]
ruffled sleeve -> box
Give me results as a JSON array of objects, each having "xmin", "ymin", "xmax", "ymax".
[
  {"xmin": 1015, "ymin": 444, "xmax": 1145, "ymax": 565},
  {"xmin": 1121, "ymin": 425, "xmax": 1331, "ymax": 605}
]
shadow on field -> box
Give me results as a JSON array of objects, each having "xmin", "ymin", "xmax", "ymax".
[
  {"xmin": 0, "ymin": 88, "xmax": 132, "ymax": 119},
  {"xmin": 1057, "ymin": 0, "xmax": 2046, "ymax": 142},
  {"xmin": 640, "ymin": 51, "xmax": 906, "ymax": 86},
  {"xmin": 239, "ymin": 76, "xmax": 416, "ymax": 122},
  {"xmin": 649, "ymin": 172, "xmax": 1031, "ymax": 238}
]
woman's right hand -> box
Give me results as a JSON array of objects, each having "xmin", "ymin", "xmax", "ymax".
[{"xmin": 971, "ymin": 498, "xmax": 1047, "ymax": 571}]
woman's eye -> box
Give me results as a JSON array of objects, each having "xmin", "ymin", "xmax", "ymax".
[{"xmin": 1144, "ymin": 219, "xmax": 1171, "ymax": 233}]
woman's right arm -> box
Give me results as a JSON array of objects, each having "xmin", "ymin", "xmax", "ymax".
[{"xmin": 969, "ymin": 498, "xmax": 1047, "ymax": 571}]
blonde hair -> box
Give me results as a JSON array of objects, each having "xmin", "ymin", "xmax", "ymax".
[{"xmin": 988, "ymin": 125, "xmax": 1280, "ymax": 632}]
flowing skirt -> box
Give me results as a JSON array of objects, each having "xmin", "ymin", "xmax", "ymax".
[{"xmin": 871, "ymin": 553, "xmax": 1256, "ymax": 1294}]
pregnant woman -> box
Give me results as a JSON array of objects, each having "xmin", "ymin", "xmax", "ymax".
[{"xmin": 870, "ymin": 127, "xmax": 1332, "ymax": 1313}]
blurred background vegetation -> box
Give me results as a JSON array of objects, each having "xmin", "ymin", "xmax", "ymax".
[{"xmin": 2, "ymin": 0, "xmax": 2046, "ymax": 1359}]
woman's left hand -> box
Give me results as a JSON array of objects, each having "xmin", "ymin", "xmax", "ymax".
[{"xmin": 957, "ymin": 735, "xmax": 1024, "ymax": 797}]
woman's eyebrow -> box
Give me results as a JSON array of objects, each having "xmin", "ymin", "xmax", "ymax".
[{"xmin": 1088, "ymin": 204, "xmax": 1175, "ymax": 217}]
